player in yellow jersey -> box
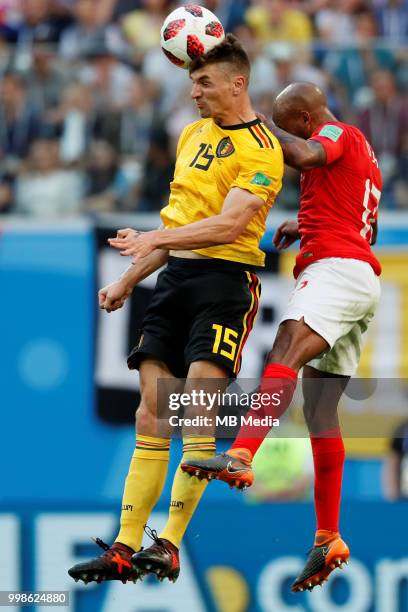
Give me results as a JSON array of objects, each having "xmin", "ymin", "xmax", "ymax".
[{"xmin": 68, "ymin": 34, "xmax": 283, "ymax": 585}]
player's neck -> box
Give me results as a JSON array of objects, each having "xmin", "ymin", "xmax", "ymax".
[
  {"xmin": 312, "ymin": 109, "xmax": 338, "ymax": 131},
  {"xmin": 213, "ymin": 101, "xmax": 256, "ymax": 128}
]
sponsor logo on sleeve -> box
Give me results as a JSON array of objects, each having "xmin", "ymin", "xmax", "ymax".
[
  {"xmin": 318, "ymin": 124, "xmax": 344, "ymax": 142},
  {"xmin": 250, "ymin": 172, "xmax": 272, "ymax": 186}
]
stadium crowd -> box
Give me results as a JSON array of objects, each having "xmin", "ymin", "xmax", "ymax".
[{"xmin": 0, "ymin": 0, "xmax": 406, "ymax": 217}]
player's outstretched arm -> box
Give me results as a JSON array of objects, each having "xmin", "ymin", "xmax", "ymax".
[
  {"xmin": 108, "ymin": 188, "xmax": 265, "ymax": 258},
  {"xmin": 262, "ymin": 119, "xmax": 326, "ymax": 171},
  {"xmin": 99, "ymin": 246, "xmax": 169, "ymax": 313}
]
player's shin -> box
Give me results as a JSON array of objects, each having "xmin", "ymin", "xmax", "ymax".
[
  {"xmin": 115, "ymin": 435, "xmax": 171, "ymax": 552},
  {"xmin": 292, "ymin": 427, "xmax": 348, "ymax": 593},
  {"xmin": 310, "ymin": 427, "xmax": 345, "ymax": 537},
  {"xmin": 159, "ymin": 436, "xmax": 216, "ymax": 548},
  {"xmin": 230, "ymin": 363, "xmax": 298, "ymax": 459}
]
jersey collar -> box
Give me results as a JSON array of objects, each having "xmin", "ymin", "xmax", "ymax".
[{"xmin": 217, "ymin": 118, "xmax": 261, "ymax": 131}]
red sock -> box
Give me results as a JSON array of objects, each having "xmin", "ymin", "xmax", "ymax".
[
  {"xmin": 311, "ymin": 427, "xmax": 345, "ymax": 533},
  {"xmin": 230, "ymin": 363, "xmax": 297, "ymax": 458}
]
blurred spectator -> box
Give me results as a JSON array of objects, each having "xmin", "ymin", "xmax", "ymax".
[
  {"xmin": 314, "ymin": 0, "xmax": 366, "ymax": 44},
  {"xmin": 15, "ymin": 138, "xmax": 84, "ymax": 216},
  {"xmin": 0, "ymin": 0, "xmax": 405, "ymax": 215},
  {"xmin": 53, "ymin": 1, "xmax": 76, "ymax": 15},
  {"xmin": 25, "ymin": 42, "xmax": 67, "ymax": 113},
  {"xmin": 323, "ymin": 10, "xmax": 396, "ymax": 104},
  {"xmin": 112, "ymin": 0, "xmax": 143, "ymax": 21},
  {"xmin": 265, "ymin": 41, "xmax": 327, "ymax": 92},
  {"xmin": 357, "ymin": 69, "xmax": 407, "ymax": 205},
  {"xmin": 13, "ymin": 0, "xmax": 62, "ymax": 72},
  {"xmin": 0, "ymin": 72, "xmax": 43, "ymax": 168},
  {"xmin": 86, "ymin": 0, "xmax": 145, "ymax": 23},
  {"xmin": 204, "ymin": 0, "xmax": 247, "ymax": 32},
  {"xmin": 100, "ymin": 75, "xmax": 154, "ymax": 159},
  {"xmin": 245, "ymin": 0, "xmax": 313, "ymax": 46},
  {"xmin": 246, "ymin": 424, "xmax": 314, "ymax": 503},
  {"xmin": 54, "ymin": 0, "xmax": 138, "ymax": 23},
  {"xmin": 233, "ymin": 24, "xmax": 278, "ymax": 100},
  {"xmin": 138, "ymin": 127, "xmax": 174, "ymax": 211},
  {"xmin": 121, "ymin": 0, "xmax": 173, "ymax": 60},
  {"xmin": 0, "ymin": 0, "xmax": 23, "ymax": 40},
  {"xmin": 142, "ymin": 45, "xmax": 190, "ymax": 116},
  {"xmin": 375, "ymin": 0, "xmax": 408, "ymax": 43},
  {"xmin": 0, "ymin": 171, "xmax": 14, "ymax": 213},
  {"xmin": 79, "ymin": 42, "xmax": 134, "ymax": 111},
  {"xmin": 384, "ymin": 420, "xmax": 408, "ymax": 500},
  {"xmin": 0, "ymin": 32, "xmax": 14, "ymax": 75},
  {"xmin": 59, "ymin": 0, "xmax": 128, "ymax": 62},
  {"xmin": 165, "ymin": 82, "xmax": 200, "ymax": 153},
  {"xmin": 84, "ymin": 140, "xmax": 138, "ymax": 211},
  {"xmin": 47, "ymin": 82, "xmax": 94, "ymax": 163}
]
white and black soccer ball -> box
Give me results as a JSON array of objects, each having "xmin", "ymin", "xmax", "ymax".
[{"xmin": 160, "ymin": 4, "xmax": 225, "ymax": 69}]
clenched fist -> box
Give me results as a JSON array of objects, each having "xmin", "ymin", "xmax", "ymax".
[{"xmin": 98, "ymin": 279, "xmax": 133, "ymax": 313}]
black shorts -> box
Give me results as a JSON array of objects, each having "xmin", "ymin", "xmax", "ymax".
[{"xmin": 128, "ymin": 256, "xmax": 261, "ymax": 378}]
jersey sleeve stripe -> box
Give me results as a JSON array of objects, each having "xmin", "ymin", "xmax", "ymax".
[
  {"xmin": 248, "ymin": 126, "xmax": 264, "ymax": 148},
  {"xmin": 253, "ymin": 124, "xmax": 271, "ymax": 148},
  {"xmin": 258, "ymin": 123, "xmax": 274, "ymax": 148}
]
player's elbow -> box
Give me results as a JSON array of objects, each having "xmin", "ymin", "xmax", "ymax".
[
  {"xmin": 284, "ymin": 143, "xmax": 325, "ymax": 171},
  {"xmin": 283, "ymin": 151, "xmax": 303, "ymax": 171},
  {"xmin": 289, "ymin": 152, "xmax": 318, "ymax": 171}
]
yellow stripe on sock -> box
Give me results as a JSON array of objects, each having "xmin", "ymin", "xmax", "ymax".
[{"xmin": 183, "ymin": 437, "xmax": 216, "ymax": 453}]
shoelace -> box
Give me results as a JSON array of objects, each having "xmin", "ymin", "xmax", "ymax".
[
  {"xmin": 93, "ymin": 537, "xmax": 110, "ymax": 552},
  {"xmin": 91, "ymin": 537, "xmax": 139, "ymax": 557},
  {"xmin": 143, "ymin": 524, "xmax": 175, "ymax": 556},
  {"xmin": 143, "ymin": 525, "xmax": 160, "ymax": 544}
]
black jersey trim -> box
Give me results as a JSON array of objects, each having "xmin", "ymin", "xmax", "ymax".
[
  {"xmin": 248, "ymin": 125, "xmax": 264, "ymax": 148},
  {"xmin": 218, "ymin": 118, "xmax": 261, "ymax": 131}
]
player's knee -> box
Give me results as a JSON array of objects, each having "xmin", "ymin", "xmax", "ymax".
[
  {"xmin": 266, "ymin": 320, "xmax": 328, "ymax": 370},
  {"xmin": 136, "ymin": 396, "xmax": 157, "ymax": 432},
  {"xmin": 266, "ymin": 323, "xmax": 297, "ymax": 365}
]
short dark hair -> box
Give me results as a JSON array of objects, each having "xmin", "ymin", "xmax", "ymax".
[{"xmin": 189, "ymin": 33, "xmax": 250, "ymax": 82}]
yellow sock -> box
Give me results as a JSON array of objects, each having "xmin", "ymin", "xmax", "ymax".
[
  {"xmin": 159, "ymin": 436, "xmax": 216, "ymax": 548},
  {"xmin": 115, "ymin": 435, "xmax": 170, "ymax": 551}
]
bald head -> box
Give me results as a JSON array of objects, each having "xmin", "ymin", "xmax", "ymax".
[
  {"xmin": 272, "ymin": 82, "xmax": 335, "ymax": 139},
  {"xmin": 276, "ymin": 82, "xmax": 327, "ymax": 114}
]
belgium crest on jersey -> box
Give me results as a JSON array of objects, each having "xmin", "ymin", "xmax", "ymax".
[{"xmin": 216, "ymin": 137, "xmax": 235, "ymax": 158}]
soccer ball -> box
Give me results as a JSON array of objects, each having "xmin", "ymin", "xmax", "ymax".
[{"xmin": 160, "ymin": 5, "xmax": 225, "ymax": 69}]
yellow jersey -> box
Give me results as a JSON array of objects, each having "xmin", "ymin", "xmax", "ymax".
[{"xmin": 160, "ymin": 117, "xmax": 283, "ymax": 266}]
